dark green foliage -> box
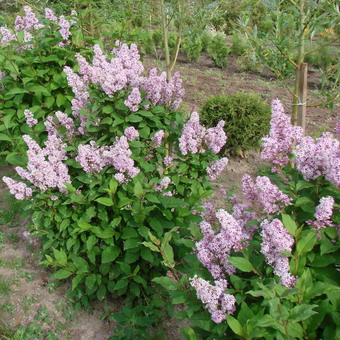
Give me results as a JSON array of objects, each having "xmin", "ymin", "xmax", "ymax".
[
  {"xmin": 183, "ymin": 36, "xmax": 202, "ymax": 62},
  {"xmin": 208, "ymin": 34, "xmax": 229, "ymax": 68},
  {"xmin": 200, "ymin": 92, "xmax": 271, "ymax": 154}
]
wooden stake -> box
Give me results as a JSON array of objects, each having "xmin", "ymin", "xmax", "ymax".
[{"xmin": 297, "ymin": 62, "xmax": 308, "ymax": 133}]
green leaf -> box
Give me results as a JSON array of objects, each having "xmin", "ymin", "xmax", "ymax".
[
  {"xmin": 145, "ymin": 194, "xmax": 160, "ymax": 203},
  {"xmin": 30, "ymin": 85, "xmax": 51, "ymax": 97},
  {"xmin": 71, "ymin": 256, "xmax": 89, "ymax": 274},
  {"xmin": 101, "ymin": 246, "xmax": 120, "ymax": 264},
  {"xmin": 297, "ymin": 232, "xmax": 317, "ymax": 255},
  {"xmin": 85, "ymin": 274, "xmax": 96, "ymax": 290},
  {"xmin": 159, "ymin": 196, "xmax": 188, "ymax": 208},
  {"xmin": 281, "ymin": 213, "xmax": 297, "ymax": 237},
  {"xmin": 97, "ymin": 284, "xmax": 106, "ymax": 300},
  {"xmin": 289, "ymin": 304, "xmax": 318, "ymax": 322},
  {"xmin": 141, "ymin": 241, "xmax": 160, "ymax": 252},
  {"xmin": 114, "ymin": 279, "xmax": 128, "ymax": 291},
  {"xmin": 53, "ymin": 248, "xmax": 67, "ymax": 266},
  {"xmin": 95, "ymin": 197, "xmax": 114, "ymax": 206},
  {"xmin": 72, "ymin": 274, "xmax": 84, "ymax": 290},
  {"xmin": 122, "ymin": 228, "xmax": 139, "ymax": 239},
  {"xmin": 226, "ymin": 315, "xmax": 243, "ymax": 336},
  {"xmin": 0, "ymin": 133, "xmax": 12, "ymax": 142},
  {"xmin": 152, "ymin": 276, "xmax": 177, "ymax": 291},
  {"xmin": 53, "ymin": 269, "xmax": 73, "ymax": 280},
  {"xmin": 6, "ymin": 87, "xmax": 29, "ymax": 96},
  {"xmin": 134, "ymin": 181, "xmax": 144, "ymax": 198},
  {"xmin": 228, "ymin": 257, "xmax": 254, "ymax": 272},
  {"xmin": 127, "ymin": 115, "xmax": 143, "ymax": 122}
]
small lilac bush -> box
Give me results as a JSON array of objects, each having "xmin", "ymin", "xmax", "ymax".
[
  {"xmin": 0, "ymin": 6, "xmax": 91, "ymax": 165},
  {"xmin": 2, "ymin": 40, "xmax": 229, "ymax": 305},
  {"xmin": 153, "ymin": 100, "xmax": 340, "ymax": 339}
]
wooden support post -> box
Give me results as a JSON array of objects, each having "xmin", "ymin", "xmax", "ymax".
[{"xmin": 297, "ymin": 62, "xmax": 308, "ymax": 133}]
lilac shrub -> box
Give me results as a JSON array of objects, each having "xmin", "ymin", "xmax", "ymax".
[
  {"xmin": 153, "ymin": 99, "xmax": 339, "ymax": 339},
  {"xmin": 2, "ymin": 40, "xmax": 228, "ymax": 305},
  {"xmin": 0, "ymin": 5, "xmax": 89, "ymax": 164}
]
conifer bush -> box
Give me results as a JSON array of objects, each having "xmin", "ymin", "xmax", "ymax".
[{"xmin": 200, "ymin": 92, "xmax": 271, "ymax": 154}]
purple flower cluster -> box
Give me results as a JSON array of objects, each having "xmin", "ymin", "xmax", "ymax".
[
  {"xmin": 14, "ymin": 134, "xmax": 70, "ymax": 192},
  {"xmin": 2, "ymin": 177, "xmax": 32, "ymax": 200},
  {"xmin": 163, "ymin": 156, "xmax": 173, "ymax": 167},
  {"xmin": 0, "ymin": 27, "xmax": 17, "ymax": 44},
  {"xmin": 55, "ymin": 111, "xmax": 75, "ymax": 137},
  {"xmin": 155, "ymin": 177, "xmax": 173, "ymax": 196},
  {"xmin": 124, "ymin": 126, "xmax": 139, "ymax": 141},
  {"xmin": 260, "ymin": 219, "xmax": 296, "ymax": 287},
  {"xmin": 24, "ymin": 109, "xmax": 38, "ymax": 127},
  {"xmin": 294, "ymin": 133, "xmax": 340, "ymax": 187},
  {"xmin": 335, "ymin": 122, "xmax": 340, "ymax": 136},
  {"xmin": 76, "ymin": 141, "xmax": 107, "ymax": 174},
  {"xmin": 58, "ymin": 15, "xmax": 71, "ymax": 40},
  {"xmin": 140, "ymin": 69, "xmax": 184, "ymax": 110},
  {"xmin": 190, "ymin": 275, "xmax": 236, "ymax": 323},
  {"xmin": 196, "ymin": 208, "xmax": 248, "ymax": 280},
  {"xmin": 179, "ymin": 112, "xmax": 226, "ymax": 156},
  {"xmin": 63, "ymin": 66, "xmax": 89, "ymax": 133},
  {"xmin": 124, "ymin": 87, "xmax": 142, "ymax": 112},
  {"xmin": 261, "ymin": 99, "xmax": 303, "ymax": 170},
  {"xmin": 76, "ymin": 135, "xmax": 140, "ymax": 183},
  {"xmin": 206, "ymin": 158, "xmax": 228, "ymax": 180},
  {"xmin": 151, "ymin": 130, "xmax": 165, "ymax": 148},
  {"xmin": 15, "ymin": 6, "xmax": 44, "ymax": 31},
  {"xmin": 45, "ymin": 8, "xmax": 58, "ymax": 22},
  {"xmin": 308, "ymin": 196, "xmax": 334, "ymax": 230},
  {"xmin": 242, "ymin": 175, "xmax": 291, "ymax": 214}
]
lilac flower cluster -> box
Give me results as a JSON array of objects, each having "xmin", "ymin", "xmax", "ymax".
[
  {"xmin": 0, "ymin": 27, "xmax": 17, "ymax": 44},
  {"xmin": 206, "ymin": 158, "xmax": 229, "ymax": 180},
  {"xmin": 15, "ymin": 6, "xmax": 44, "ymax": 31},
  {"xmin": 155, "ymin": 177, "xmax": 173, "ymax": 196},
  {"xmin": 63, "ymin": 66, "xmax": 89, "ymax": 133},
  {"xmin": 55, "ymin": 111, "xmax": 75, "ymax": 137},
  {"xmin": 24, "ymin": 109, "xmax": 38, "ymax": 127},
  {"xmin": 69, "ymin": 43, "xmax": 185, "ymax": 120},
  {"xmin": 14, "ymin": 134, "xmax": 70, "ymax": 192},
  {"xmin": 242, "ymin": 175, "xmax": 291, "ymax": 214},
  {"xmin": 76, "ymin": 141, "xmax": 107, "ymax": 173},
  {"xmin": 45, "ymin": 8, "xmax": 58, "ymax": 22},
  {"xmin": 124, "ymin": 87, "xmax": 142, "ymax": 112},
  {"xmin": 103, "ymin": 136, "xmax": 140, "ymax": 183},
  {"xmin": 140, "ymin": 69, "xmax": 184, "ymax": 110},
  {"xmin": 151, "ymin": 130, "xmax": 165, "ymax": 148},
  {"xmin": 261, "ymin": 99, "xmax": 303, "ymax": 170},
  {"xmin": 124, "ymin": 126, "xmax": 139, "ymax": 141},
  {"xmin": 260, "ymin": 219, "xmax": 296, "ymax": 287},
  {"xmin": 190, "ymin": 276, "xmax": 236, "ymax": 323},
  {"xmin": 179, "ymin": 112, "xmax": 226, "ymax": 156},
  {"xmin": 58, "ymin": 15, "xmax": 71, "ymax": 41},
  {"xmin": 196, "ymin": 208, "xmax": 248, "ymax": 280},
  {"xmin": 308, "ymin": 196, "xmax": 334, "ymax": 230},
  {"xmin": 335, "ymin": 123, "xmax": 340, "ymax": 136},
  {"xmin": 294, "ymin": 133, "xmax": 340, "ymax": 187},
  {"xmin": 2, "ymin": 177, "xmax": 32, "ymax": 200},
  {"xmin": 163, "ymin": 156, "xmax": 173, "ymax": 167}
]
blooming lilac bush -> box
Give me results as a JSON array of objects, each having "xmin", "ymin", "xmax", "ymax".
[
  {"xmin": 0, "ymin": 6, "xmax": 87, "ymax": 164},
  {"xmin": 152, "ymin": 99, "xmax": 339, "ymax": 339},
  {"xmin": 2, "ymin": 39, "xmax": 228, "ymax": 304}
]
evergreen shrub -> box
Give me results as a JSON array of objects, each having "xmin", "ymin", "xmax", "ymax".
[{"xmin": 200, "ymin": 92, "xmax": 271, "ymax": 154}]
